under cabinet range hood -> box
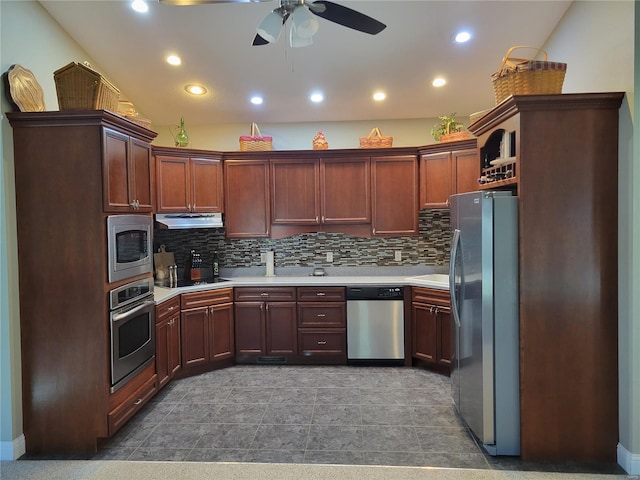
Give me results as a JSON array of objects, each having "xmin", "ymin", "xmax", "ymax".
[{"xmin": 155, "ymin": 213, "xmax": 223, "ymax": 229}]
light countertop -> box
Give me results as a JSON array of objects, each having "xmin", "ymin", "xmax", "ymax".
[{"xmin": 153, "ymin": 269, "xmax": 449, "ymax": 304}]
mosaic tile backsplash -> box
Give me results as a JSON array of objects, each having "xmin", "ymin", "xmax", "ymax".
[{"xmin": 154, "ymin": 209, "xmax": 451, "ymax": 270}]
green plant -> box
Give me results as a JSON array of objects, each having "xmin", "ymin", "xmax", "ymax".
[{"xmin": 431, "ymin": 113, "xmax": 464, "ymax": 141}]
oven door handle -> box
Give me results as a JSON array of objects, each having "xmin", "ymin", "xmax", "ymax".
[{"xmin": 112, "ymin": 300, "xmax": 155, "ymax": 323}]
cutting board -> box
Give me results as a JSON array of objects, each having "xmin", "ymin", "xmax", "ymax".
[{"xmin": 153, "ymin": 244, "xmax": 175, "ymax": 280}]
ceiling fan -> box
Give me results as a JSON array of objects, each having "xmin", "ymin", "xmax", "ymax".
[{"xmin": 158, "ymin": 0, "xmax": 387, "ymax": 47}]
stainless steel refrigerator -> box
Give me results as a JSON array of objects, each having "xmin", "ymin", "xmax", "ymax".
[{"xmin": 449, "ymin": 191, "xmax": 520, "ymax": 456}]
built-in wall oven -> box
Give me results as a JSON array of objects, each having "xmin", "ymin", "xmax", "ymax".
[
  {"xmin": 109, "ymin": 278, "xmax": 155, "ymax": 393},
  {"xmin": 107, "ymin": 214, "xmax": 153, "ymax": 283}
]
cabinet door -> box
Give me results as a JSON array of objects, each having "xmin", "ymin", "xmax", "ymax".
[
  {"xmin": 321, "ymin": 157, "xmax": 371, "ymax": 223},
  {"xmin": 209, "ymin": 303, "xmax": 234, "ymax": 360},
  {"xmin": 155, "ymin": 317, "xmax": 170, "ymax": 389},
  {"xmin": 130, "ymin": 138, "xmax": 154, "ymax": 212},
  {"xmin": 371, "ymin": 155, "xmax": 419, "ymax": 236},
  {"xmin": 191, "ymin": 157, "xmax": 223, "ymax": 213},
  {"xmin": 419, "ymin": 152, "xmax": 451, "ymax": 209},
  {"xmin": 437, "ymin": 306, "xmax": 452, "ymax": 367},
  {"xmin": 224, "ymin": 160, "xmax": 270, "ymax": 238},
  {"xmin": 181, "ymin": 307, "xmax": 209, "ymax": 367},
  {"xmin": 271, "ymin": 159, "xmax": 320, "ymax": 224},
  {"xmin": 156, "ymin": 155, "xmax": 190, "ymax": 213},
  {"xmin": 234, "ymin": 302, "xmax": 266, "ymax": 354},
  {"xmin": 452, "ymin": 149, "xmax": 479, "ymax": 195},
  {"xmin": 266, "ymin": 302, "xmax": 297, "ymax": 355},
  {"xmin": 103, "ymin": 128, "xmax": 132, "ymax": 212},
  {"xmin": 412, "ymin": 303, "xmax": 437, "ymax": 363}
]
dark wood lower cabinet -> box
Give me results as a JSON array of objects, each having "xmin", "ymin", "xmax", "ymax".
[
  {"xmin": 155, "ymin": 297, "xmax": 181, "ymax": 389},
  {"xmin": 180, "ymin": 288, "xmax": 234, "ymax": 369},
  {"xmin": 411, "ymin": 287, "xmax": 451, "ymax": 375}
]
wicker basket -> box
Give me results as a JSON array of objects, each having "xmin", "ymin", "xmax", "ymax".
[
  {"xmin": 439, "ymin": 131, "xmax": 472, "ymax": 143},
  {"xmin": 239, "ymin": 123, "xmax": 273, "ymax": 151},
  {"xmin": 54, "ymin": 62, "xmax": 120, "ymax": 112},
  {"xmin": 360, "ymin": 127, "xmax": 393, "ymax": 148},
  {"xmin": 491, "ymin": 46, "xmax": 566, "ymax": 104}
]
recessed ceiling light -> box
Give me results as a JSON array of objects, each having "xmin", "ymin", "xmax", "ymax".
[
  {"xmin": 373, "ymin": 91, "xmax": 386, "ymax": 101},
  {"xmin": 432, "ymin": 78, "xmax": 446, "ymax": 87},
  {"xmin": 131, "ymin": 0, "xmax": 148, "ymax": 13},
  {"xmin": 251, "ymin": 96, "xmax": 263, "ymax": 105},
  {"xmin": 185, "ymin": 84, "xmax": 207, "ymax": 95},
  {"xmin": 166, "ymin": 55, "xmax": 181, "ymax": 66},
  {"xmin": 310, "ymin": 92, "xmax": 324, "ymax": 103},
  {"xmin": 453, "ymin": 31, "xmax": 471, "ymax": 43}
]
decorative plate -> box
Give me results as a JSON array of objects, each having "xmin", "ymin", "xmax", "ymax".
[{"xmin": 6, "ymin": 64, "xmax": 46, "ymax": 112}]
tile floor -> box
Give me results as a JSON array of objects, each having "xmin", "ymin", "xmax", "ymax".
[{"xmin": 94, "ymin": 365, "xmax": 625, "ymax": 475}]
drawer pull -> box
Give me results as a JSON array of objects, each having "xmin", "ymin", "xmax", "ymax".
[
  {"xmin": 316, "ymin": 293, "xmax": 326, "ymax": 296},
  {"xmin": 133, "ymin": 399, "xmax": 143, "ymax": 406},
  {"xmin": 317, "ymin": 314, "xmax": 326, "ymax": 317},
  {"xmin": 261, "ymin": 293, "xmax": 269, "ymax": 297},
  {"xmin": 317, "ymin": 340, "xmax": 327, "ymax": 345}
]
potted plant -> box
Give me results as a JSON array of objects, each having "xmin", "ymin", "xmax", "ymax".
[{"xmin": 431, "ymin": 113, "xmax": 471, "ymax": 142}]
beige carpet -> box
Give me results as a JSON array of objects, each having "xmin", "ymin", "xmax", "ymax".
[{"xmin": 0, "ymin": 461, "xmax": 630, "ymax": 480}]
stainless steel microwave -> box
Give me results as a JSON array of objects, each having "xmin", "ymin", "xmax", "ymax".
[{"xmin": 107, "ymin": 215, "xmax": 153, "ymax": 283}]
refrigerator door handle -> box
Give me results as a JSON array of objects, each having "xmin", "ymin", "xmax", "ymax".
[{"xmin": 450, "ymin": 228, "xmax": 462, "ymax": 328}]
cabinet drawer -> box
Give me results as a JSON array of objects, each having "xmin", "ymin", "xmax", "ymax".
[
  {"xmin": 298, "ymin": 328, "xmax": 346, "ymax": 354},
  {"xmin": 298, "ymin": 303, "xmax": 346, "ymax": 327},
  {"xmin": 234, "ymin": 287, "xmax": 296, "ymax": 302},
  {"xmin": 107, "ymin": 373, "xmax": 157, "ymax": 436},
  {"xmin": 181, "ymin": 287, "xmax": 233, "ymax": 309},
  {"xmin": 412, "ymin": 287, "xmax": 450, "ymax": 306},
  {"xmin": 297, "ymin": 286, "xmax": 345, "ymax": 302},
  {"xmin": 156, "ymin": 296, "xmax": 180, "ymax": 322}
]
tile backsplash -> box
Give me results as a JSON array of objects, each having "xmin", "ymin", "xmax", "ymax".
[{"xmin": 154, "ymin": 209, "xmax": 450, "ymax": 269}]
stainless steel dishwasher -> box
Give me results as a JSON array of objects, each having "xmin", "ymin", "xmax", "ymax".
[{"xmin": 346, "ymin": 286, "xmax": 405, "ymax": 364}]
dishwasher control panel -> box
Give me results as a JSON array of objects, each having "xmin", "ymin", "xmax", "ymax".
[{"xmin": 346, "ymin": 286, "xmax": 404, "ymax": 300}]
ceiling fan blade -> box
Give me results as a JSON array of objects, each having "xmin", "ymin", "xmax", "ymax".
[
  {"xmin": 159, "ymin": 0, "xmax": 271, "ymax": 5},
  {"xmin": 308, "ymin": 0, "xmax": 386, "ymax": 35},
  {"xmin": 252, "ymin": 33, "xmax": 270, "ymax": 46}
]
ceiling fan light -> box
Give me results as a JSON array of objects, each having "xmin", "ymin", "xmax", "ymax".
[
  {"xmin": 257, "ymin": 10, "xmax": 284, "ymax": 43},
  {"xmin": 290, "ymin": 24, "xmax": 314, "ymax": 48},
  {"xmin": 291, "ymin": 6, "xmax": 319, "ymax": 39}
]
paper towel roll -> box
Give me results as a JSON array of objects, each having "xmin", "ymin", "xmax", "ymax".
[{"xmin": 265, "ymin": 251, "xmax": 275, "ymax": 277}]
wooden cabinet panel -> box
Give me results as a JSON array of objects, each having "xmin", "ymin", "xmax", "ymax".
[
  {"xmin": 104, "ymin": 128, "xmax": 153, "ymax": 212},
  {"xmin": 297, "ymin": 303, "xmax": 346, "ymax": 328},
  {"xmin": 155, "ymin": 153, "xmax": 223, "ymax": 213},
  {"xmin": 321, "ymin": 157, "xmax": 371, "ymax": 223},
  {"xmin": 191, "ymin": 157, "xmax": 223, "ymax": 212},
  {"xmin": 371, "ymin": 155, "xmax": 419, "ymax": 236},
  {"xmin": 419, "ymin": 152, "xmax": 451, "ymax": 209},
  {"xmin": 181, "ymin": 308, "xmax": 209, "ymax": 367},
  {"xmin": 107, "ymin": 368, "xmax": 157, "ymax": 436},
  {"xmin": 297, "ymin": 286, "xmax": 345, "ymax": 302},
  {"xmin": 452, "ymin": 149, "xmax": 479, "ymax": 196},
  {"xmin": 182, "ymin": 288, "xmax": 233, "ymax": 309},
  {"xmin": 235, "ymin": 302, "xmax": 266, "ymax": 354},
  {"xmin": 411, "ymin": 287, "xmax": 451, "ymax": 372},
  {"xmin": 298, "ymin": 328, "xmax": 346, "ymax": 355},
  {"xmin": 271, "ymin": 159, "xmax": 320, "ymax": 224},
  {"xmin": 234, "ymin": 287, "xmax": 296, "ymax": 302},
  {"xmin": 266, "ymin": 302, "xmax": 297, "ymax": 355},
  {"xmin": 210, "ymin": 303, "xmax": 234, "ymax": 360},
  {"xmin": 224, "ymin": 159, "xmax": 270, "ymax": 238}
]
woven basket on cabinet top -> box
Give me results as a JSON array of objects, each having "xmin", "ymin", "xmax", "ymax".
[
  {"xmin": 53, "ymin": 61, "xmax": 120, "ymax": 112},
  {"xmin": 491, "ymin": 46, "xmax": 566, "ymax": 104},
  {"xmin": 239, "ymin": 123, "xmax": 273, "ymax": 151},
  {"xmin": 360, "ymin": 127, "xmax": 393, "ymax": 148}
]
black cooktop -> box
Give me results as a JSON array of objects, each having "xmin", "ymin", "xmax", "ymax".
[{"xmin": 154, "ymin": 277, "xmax": 231, "ymax": 288}]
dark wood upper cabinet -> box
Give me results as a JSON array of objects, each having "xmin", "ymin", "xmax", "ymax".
[
  {"xmin": 371, "ymin": 155, "xmax": 419, "ymax": 236},
  {"xmin": 321, "ymin": 157, "xmax": 371, "ymax": 223},
  {"xmin": 224, "ymin": 159, "xmax": 271, "ymax": 238},
  {"xmin": 271, "ymin": 159, "xmax": 320, "ymax": 224},
  {"xmin": 154, "ymin": 148, "xmax": 223, "ymax": 213},
  {"xmin": 104, "ymin": 127, "xmax": 154, "ymax": 212}
]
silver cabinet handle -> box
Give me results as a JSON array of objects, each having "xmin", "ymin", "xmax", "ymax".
[
  {"xmin": 316, "ymin": 292, "xmax": 326, "ymax": 296},
  {"xmin": 260, "ymin": 292, "xmax": 269, "ymax": 297},
  {"xmin": 317, "ymin": 313, "xmax": 326, "ymax": 317},
  {"xmin": 317, "ymin": 340, "xmax": 327, "ymax": 345},
  {"xmin": 133, "ymin": 399, "xmax": 143, "ymax": 405}
]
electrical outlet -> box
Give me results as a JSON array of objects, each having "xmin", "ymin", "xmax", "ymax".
[
  {"xmin": 394, "ymin": 251, "xmax": 402, "ymax": 261},
  {"xmin": 326, "ymin": 252, "xmax": 334, "ymax": 263},
  {"xmin": 260, "ymin": 252, "xmax": 266, "ymax": 263}
]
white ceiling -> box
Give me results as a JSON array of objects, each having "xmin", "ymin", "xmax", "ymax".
[{"xmin": 39, "ymin": 0, "xmax": 572, "ymax": 126}]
